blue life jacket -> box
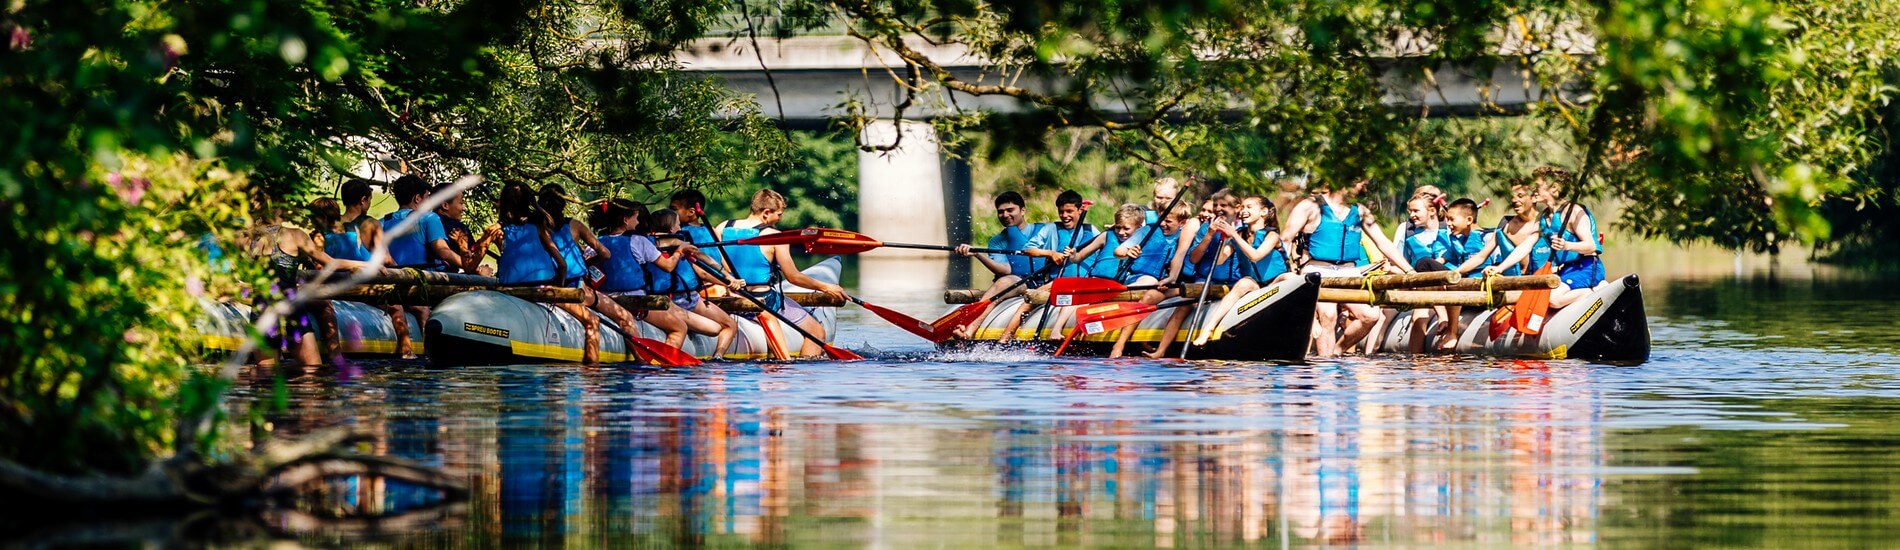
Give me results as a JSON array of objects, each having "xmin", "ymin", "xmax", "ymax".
[
  {"xmin": 1087, "ymin": 232, "xmax": 1126, "ymax": 280},
  {"xmin": 1494, "ymin": 216, "xmax": 1551, "ymax": 275},
  {"xmin": 987, "ymin": 224, "xmax": 1044, "ymax": 276},
  {"xmin": 1247, "ymin": 229, "xmax": 1290, "ymax": 283},
  {"xmin": 1445, "ymin": 228, "xmax": 1491, "ymax": 270},
  {"xmin": 642, "ymin": 235, "xmax": 701, "ymax": 294},
  {"xmin": 1127, "ymin": 226, "xmax": 1179, "ymax": 279},
  {"xmin": 1542, "ymin": 204, "xmax": 1600, "ymax": 266},
  {"xmin": 1047, "ymin": 224, "xmax": 1099, "ymax": 278},
  {"xmin": 323, "ymin": 222, "xmax": 371, "ymax": 262},
  {"xmin": 719, "ymin": 221, "xmax": 776, "ymax": 286},
  {"xmin": 1402, "ymin": 228, "xmax": 1454, "ymax": 267},
  {"xmin": 549, "ymin": 222, "xmax": 587, "ymax": 281},
  {"xmin": 1185, "ymin": 224, "xmax": 1215, "ymax": 282},
  {"xmin": 498, "ymin": 223, "xmax": 558, "ymax": 285},
  {"xmin": 595, "ymin": 234, "xmax": 648, "ymax": 293},
  {"xmin": 680, "ymin": 224, "xmax": 720, "ymax": 270},
  {"xmin": 1306, "ymin": 203, "xmax": 1366, "ymax": 264}
]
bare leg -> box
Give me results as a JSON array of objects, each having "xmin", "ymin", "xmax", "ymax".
[
  {"xmin": 292, "ymin": 330, "xmax": 322, "ymax": 366},
  {"xmin": 314, "ymin": 301, "xmax": 341, "ymax": 361},
  {"xmin": 1438, "ymin": 306, "xmax": 1462, "ymax": 351},
  {"xmin": 795, "ymin": 315, "xmax": 827, "ymax": 358},
  {"xmin": 953, "ymin": 276, "xmax": 1026, "ymax": 339},
  {"xmin": 691, "ymin": 302, "xmax": 738, "ymax": 358},
  {"xmin": 1192, "ymin": 278, "xmax": 1261, "ymax": 346},
  {"xmin": 555, "ymin": 303, "xmax": 600, "ymax": 364},
  {"xmin": 1550, "ymin": 285, "xmax": 1589, "ymax": 309},
  {"xmin": 1313, "ymin": 302, "xmax": 1341, "ymax": 357},
  {"xmin": 1337, "ymin": 303, "xmax": 1380, "ymax": 354},
  {"xmin": 584, "ymin": 288, "xmax": 649, "ymax": 354},
  {"xmin": 1144, "ymin": 307, "xmax": 1192, "ymax": 359},
  {"xmin": 645, "ymin": 305, "xmax": 691, "ymax": 349},
  {"xmin": 998, "ymin": 302, "xmax": 1035, "ymax": 343},
  {"xmin": 383, "ymin": 305, "xmax": 411, "ymax": 358},
  {"xmin": 1407, "ymin": 308, "xmax": 1431, "ymax": 354}
]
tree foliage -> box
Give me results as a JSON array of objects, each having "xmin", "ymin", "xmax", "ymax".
[
  {"xmin": 1, "ymin": 0, "xmax": 788, "ymax": 474},
  {"xmin": 753, "ymin": 0, "xmax": 1899, "ymax": 253}
]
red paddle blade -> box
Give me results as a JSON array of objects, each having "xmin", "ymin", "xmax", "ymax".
[
  {"xmin": 819, "ymin": 342, "xmax": 865, "ymax": 361},
  {"xmin": 1076, "ymin": 302, "xmax": 1157, "ymax": 335},
  {"xmin": 629, "ymin": 337, "xmax": 702, "ymax": 367},
  {"xmin": 854, "ymin": 297, "xmax": 942, "ymax": 342},
  {"xmin": 1052, "ymin": 329, "xmax": 1081, "ymax": 356},
  {"xmin": 1514, "ymin": 264, "xmax": 1555, "ymax": 335},
  {"xmin": 930, "ymin": 300, "xmax": 991, "ymax": 340},
  {"xmin": 802, "ymin": 229, "xmax": 884, "ymax": 255},
  {"xmin": 1487, "ymin": 305, "xmax": 1515, "ymax": 340},
  {"xmin": 1048, "ymin": 277, "xmax": 1129, "ymax": 307}
]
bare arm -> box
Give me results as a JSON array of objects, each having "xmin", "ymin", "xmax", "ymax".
[
  {"xmin": 1360, "ymin": 216, "xmax": 1415, "ymax": 274},
  {"xmin": 1488, "ymin": 221, "xmax": 1544, "ymax": 274},
  {"xmin": 1453, "ymin": 232, "xmax": 1499, "ymax": 274},
  {"xmin": 1560, "ymin": 206, "xmax": 1601, "ymax": 254},
  {"xmin": 569, "ymin": 220, "xmax": 608, "ymax": 262},
  {"xmin": 1161, "ymin": 219, "xmax": 1199, "ymax": 284},
  {"xmin": 1067, "ymin": 231, "xmax": 1110, "ymax": 263},
  {"xmin": 970, "ymin": 248, "xmax": 1013, "ymax": 276},
  {"xmin": 538, "ymin": 225, "xmax": 566, "ymax": 281},
  {"xmin": 770, "ymin": 243, "xmax": 846, "ymax": 299}
]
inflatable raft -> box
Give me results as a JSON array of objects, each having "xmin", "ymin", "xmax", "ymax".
[
  {"xmin": 945, "ymin": 274, "xmax": 1323, "ymax": 362},
  {"xmin": 424, "ymin": 258, "xmax": 842, "ymax": 365},
  {"xmin": 1371, "ymin": 274, "xmax": 1649, "ymax": 363},
  {"xmin": 198, "ymin": 299, "xmax": 425, "ymax": 356}
]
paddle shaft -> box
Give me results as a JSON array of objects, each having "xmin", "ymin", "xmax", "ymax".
[
  {"xmin": 1115, "ymin": 177, "xmax": 1195, "ymax": 281},
  {"xmin": 1181, "ymin": 226, "xmax": 1230, "ymax": 359},
  {"xmin": 882, "ymin": 242, "xmax": 1027, "ymax": 255},
  {"xmin": 687, "ymin": 256, "xmax": 850, "ymax": 358}
]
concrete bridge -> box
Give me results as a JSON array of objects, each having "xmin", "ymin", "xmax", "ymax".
[{"xmin": 675, "ymin": 35, "xmax": 1588, "ymax": 259}]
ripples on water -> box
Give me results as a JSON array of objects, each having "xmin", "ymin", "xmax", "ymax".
[{"xmin": 26, "ymin": 275, "xmax": 1900, "ymax": 547}]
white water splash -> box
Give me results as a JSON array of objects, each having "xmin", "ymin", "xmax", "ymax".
[{"xmin": 921, "ymin": 343, "xmax": 1052, "ymax": 363}]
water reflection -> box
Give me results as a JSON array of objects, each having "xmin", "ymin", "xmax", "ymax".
[{"xmin": 227, "ymin": 359, "xmax": 1637, "ymax": 547}]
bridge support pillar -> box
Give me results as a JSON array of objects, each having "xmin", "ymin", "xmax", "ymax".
[{"xmin": 857, "ymin": 119, "xmax": 948, "ymax": 258}]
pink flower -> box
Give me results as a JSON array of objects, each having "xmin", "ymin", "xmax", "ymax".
[
  {"xmin": 186, "ymin": 275, "xmax": 204, "ymax": 297},
  {"xmin": 7, "ymin": 27, "xmax": 28, "ymax": 51},
  {"xmin": 105, "ymin": 173, "xmax": 148, "ymax": 206}
]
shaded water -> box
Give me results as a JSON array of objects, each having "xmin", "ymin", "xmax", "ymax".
[{"xmin": 23, "ymin": 248, "xmax": 1900, "ymax": 547}]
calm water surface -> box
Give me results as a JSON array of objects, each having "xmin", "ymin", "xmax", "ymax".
[{"xmin": 215, "ymin": 253, "xmax": 1900, "ymax": 547}]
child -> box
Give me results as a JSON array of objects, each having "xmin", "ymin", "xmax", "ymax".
[
  {"xmin": 1399, "ymin": 193, "xmax": 1454, "ymax": 354},
  {"xmin": 1192, "ymin": 195, "xmax": 1294, "ymax": 346},
  {"xmin": 1531, "ymin": 167, "xmax": 1604, "ymax": 308},
  {"xmin": 1000, "ymin": 190, "xmax": 1096, "ymax": 342},
  {"xmin": 1110, "ymin": 201, "xmax": 1194, "ymax": 358},
  {"xmin": 1049, "ymin": 203, "xmax": 1146, "ymax": 345},
  {"xmin": 951, "ymin": 191, "xmax": 1050, "ymax": 339},
  {"xmin": 646, "ymin": 208, "xmax": 740, "ymax": 357},
  {"xmin": 1283, "ymin": 176, "xmax": 1414, "ymax": 357},
  {"xmin": 713, "ymin": 189, "xmax": 849, "ymax": 358}
]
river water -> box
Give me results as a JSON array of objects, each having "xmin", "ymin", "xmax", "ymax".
[{"xmin": 204, "ymin": 249, "xmax": 1900, "ymax": 546}]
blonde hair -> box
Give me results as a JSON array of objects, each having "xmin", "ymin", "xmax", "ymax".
[
  {"xmin": 1114, "ymin": 203, "xmax": 1146, "ymax": 226},
  {"xmin": 749, "ymin": 189, "xmax": 786, "ymax": 213},
  {"xmin": 1166, "ymin": 201, "xmax": 1195, "ymax": 221}
]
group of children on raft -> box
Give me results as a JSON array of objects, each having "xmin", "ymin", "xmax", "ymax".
[
  {"xmin": 954, "ymin": 165, "xmax": 1605, "ymax": 358},
  {"xmin": 250, "ymin": 176, "xmax": 847, "ymax": 366}
]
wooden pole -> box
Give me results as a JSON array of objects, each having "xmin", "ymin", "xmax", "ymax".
[
  {"xmin": 330, "ymin": 285, "xmax": 585, "ymax": 305},
  {"xmin": 1415, "ymin": 274, "xmax": 1558, "ymax": 292},
  {"xmin": 1318, "ymin": 271, "xmax": 1460, "ymax": 290},
  {"xmin": 944, "ymin": 289, "xmax": 985, "ymax": 304},
  {"xmin": 301, "ymin": 268, "xmax": 500, "ymax": 287},
  {"xmin": 1318, "ymin": 288, "xmax": 1508, "ymax": 308}
]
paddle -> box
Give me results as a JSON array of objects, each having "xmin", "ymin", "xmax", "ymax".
[
  {"xmin": 1046, "ymin": 277, "xmax": 1173, "ymax": 307},
  {"xmin": 699, "ymin": 227, "xmax": 1028, "ymax": 256},
  {"xmin": 846, "ymin": 294, "xmax": 950, "ymax": 343},
  {"xmin": 1052, "ymin": 300, "xmax": 1198, "ymax": 356},
  {"xmin": 624, "ymin": 333, "xmax": 703, "ymax": 367},
  {"xmin": 1513, "ymin": 263, "xmax": 1555, "ymax": 335},
  {"xmin": 686, "ymin": 256, "xmax": 863, "ymax": 361},
  {"xmin": 1180, "ymin": 226, "xmax": 1231, "ymax": 359}
]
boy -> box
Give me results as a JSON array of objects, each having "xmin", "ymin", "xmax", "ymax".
[
  {"xmin": 1486, "ymin": 167, "xmax": 1603, "ymax": 309},
  {"xmin": 670, "ymin": 188, "xmax": 723, "ymax": 274},
  {"xmin": 953, "ymin": 191, "xmax": 1054, "ymax": 339},
  {"xmin": 1108, "ymin": 201, "xmax": 1195, "ymax": 358},
  {"xmin": 998, "ymin": 190, "xmax": 1096, "ymax": 342},
  {"xmin": 381, "ymin": 175, "xmax": 462, "ymax": 358},
  {"xmin": 713, "ymin": 189, "xmax": 850, "ymax": 358}
]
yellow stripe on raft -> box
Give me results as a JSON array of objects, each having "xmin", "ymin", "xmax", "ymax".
[
  {"xmin": 969, "ymin": 327, "xmax": 1221, "ymax": 343},
  {"xmin": 202, "ymin": 335, "xmax": 423, "ymax": 356}
]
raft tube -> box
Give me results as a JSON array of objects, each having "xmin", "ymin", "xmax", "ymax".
[
  {"xmin": 424, "ymin": 258, "xmax": 842, "ymax": 365},
  {"xmin": 197, "ymin": 299, "xmax": 426, "ymax": 356},
  {"xmin": 944, "ymin": 273, "xmax": 1321, "ymax": 362},
  {"xmin": 1371, "ymin": 273, "xmax": 1649, "ymax": 363}
]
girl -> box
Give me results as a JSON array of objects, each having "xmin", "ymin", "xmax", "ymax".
[
  {"xmin": 242, "ymin": 197, "xmax": 378, "ymax": 366},
  {"xmin": 645, "ymin": 208, "xmax": 739, "ymax": 358},
  {"xmin": 1282, "ymin": 177, "xmax": 1414, "ymax": 357},
  {"xmin": 310, "ymin": 196, "xmax": 416, "ymax": 357},
  {"xmin": 1399, "ymin": 193, "xmax": 1454, "ymax": 354},
  {"xmin": 494, "ymin": 183, "xmax": 639, "ymax": 364},
  {"xmin": 1191, "ymin": 195, "xmax": 1294, "ymax": 346}
]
